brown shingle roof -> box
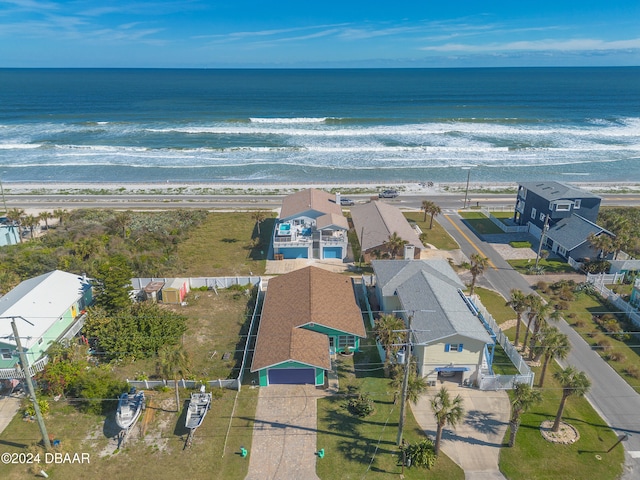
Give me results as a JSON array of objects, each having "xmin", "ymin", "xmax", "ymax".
[
  {"xmin": 279, "ymin": 188, "xmax": 343, "ymax": 220},
  {"xmin": 351, "ymin": 201, "xmax": 424, "ymax": 252},
  {"xmin": 251, "ymin": 266, "xmax": 366, "ymax": 372}
]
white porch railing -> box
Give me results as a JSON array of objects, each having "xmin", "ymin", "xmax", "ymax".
[{"xmin": 0, "ymin": 355, "xmax": 49, "ymax": 380}]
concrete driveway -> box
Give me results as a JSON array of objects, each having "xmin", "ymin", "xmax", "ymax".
[
  {"xmin": 411, "ymin": 381, "xmax": 510, "ymax": 480},
  {"xmin": 0, "ymin": 392, "xmax": 21, "ymax": 436},
  {"xmin": 246, "ymin": 385, "xmax": 323, "ymax": 480}
]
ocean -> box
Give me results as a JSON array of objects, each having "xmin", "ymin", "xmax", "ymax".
[{"xmin": 1, "ymin": 68, "xmax": 639, "ymax": 185}]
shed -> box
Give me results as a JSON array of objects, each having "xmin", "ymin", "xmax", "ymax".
[
  {"xmin": 143, "ymin": 281, "xmax": 165, "ymax": 302},
  {"xmin": 161, "ymin": 278, "xmax": 189, "ymax": 304}
]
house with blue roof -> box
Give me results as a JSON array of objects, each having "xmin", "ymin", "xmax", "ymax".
[{"xmin": 372, "ymin": 259, "xmax": 494, "ymax": 387}]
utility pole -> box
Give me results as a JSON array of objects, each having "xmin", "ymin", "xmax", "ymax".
[
  {"xmin": 396, "ymin": 314, "xmax": 412, "ymax": 446},
  {"xmin": 0, "ymin": 177, "xmax": 7, "ymax": 214},
  {"xmin": 5, "ymin": 316, "xmax": 51, "ymax": 450},
  {"xmin": 462, "ymin": 167, "xmax": 471, "ymax": 209},
  {"xmin": 535, "ymin": 214, "xmax": 550, "ymax": 268}
]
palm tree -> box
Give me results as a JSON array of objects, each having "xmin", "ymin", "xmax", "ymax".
[
  {"xmin": 383, "ymin": 232, "xmax": 408, "ymax": 259},
  {"xmin": 38, "ymin": 210, "xmax": 54, "ymax": 229},
  {"xmin": 535, "ymin": 327, "xmax": 570, "ymax": 387},
  {"xmin": 23, "ymin": 213, "xmax": 38, "ymax": 238},
  {"xmin": 5, "ymin": 208, "xmax": 25, "ymax": 243},
  {"xmin": 374, "ymin": 314, "xmax": 407, "ymax": 376},
  {"xmin": 468, "ymin": 253, "xmax": 489, "ymax": 295},
  {"xmin": 391, "ymin": 360, "xmax": 428, "ymax": 441},
  {"xmin": 53, "ymin": 208, "xmax": 70, "ymax": 227},
  {"xmin": 426, "ymin": 202, "xmax": 442, "ymax": 229},
  {"xmin": 251, "ymin": 210, "xmax": 267, "ymax": 235},
  {"xmin": 156, "ymin": 344, "xmax": 191, "ymax": 412},
  {"xmin": 508, "ymin": 382, "xmax": 542, "ymax": 447},
  {"xmin": 506, "ymin": 289, "xmax": 528, "ymax": 348},
  {"xmin": 431, "ymin": 386, "xmax": 465, "ymax": 456},
  {"xmin": 552, "ymin": 366, "xmax": 591, "ymax": 432},
  {"xmin": 521, "ymin": 294, "xmax": 542, "ymax": 353},
  {"xmin": 113, "ymin": 211, "xmax": 133, "ymax": 239},
  {"xmin": 528, "ymin": 302, "xmax": 560, "ymax": 361},
  {"xmin": 421, "ymin": 200, "xmax": 433, "ymax": 222},
  {"xmin": 588, "ymin": 232, "xmax": 614, "ymax": 259}
]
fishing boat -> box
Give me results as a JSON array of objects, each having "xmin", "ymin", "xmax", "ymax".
[
  {"xmin": 115, "ymin": 388, "xmax": 145, "ymax": 430},
  {"xmin": 185, "ymin": 386, "xmax": 212, "ymax": 430}
]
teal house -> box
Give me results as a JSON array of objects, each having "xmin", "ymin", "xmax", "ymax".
[
  {"xmin": 0, "ymin": 270, "xmax": 93, "ymax": 379},
  {"xmin": 251, "ymin": 266, "xmax": 366, "ymax": 386}
]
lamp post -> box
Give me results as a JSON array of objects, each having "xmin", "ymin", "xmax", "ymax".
[
  {"xmin": 0, "ymin": 176, "xmax": 7, "ymax": 214},
  {"xmin": 3, "ymin": 316, "xmax": 51, "ymax": 450},
  {"xmin": 462, "ymin": 167, "xmax": 471, "ymax": 209}
]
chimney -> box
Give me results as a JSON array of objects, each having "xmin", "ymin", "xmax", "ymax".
[
  {"xmin": 404, "ymin": 244, "xmax": 415, "ymax": 260},
  {"xmin": 335, "ymin": 192, "xmax": 341, "ymax": 205}
]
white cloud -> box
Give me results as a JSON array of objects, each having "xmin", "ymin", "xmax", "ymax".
[{"xmin": 421, "ymin": 37, "xmax": 640, "ymax": 52}]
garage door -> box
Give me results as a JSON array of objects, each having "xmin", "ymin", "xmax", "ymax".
[
  {"xmin": 323, "ymin": 247, "xmax": 342, "ymax": 259},
  {"xmin": 268, "ymin": 368, "xmax": 315, "ymax": 385}
]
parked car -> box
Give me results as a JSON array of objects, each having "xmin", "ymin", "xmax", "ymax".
[
  {"xmin": 340, "ymin": 197, "xmax": 355, "ymax": 206},
  {"xmin": 378, "ymin": 190, "xmax": 399, "ymax": 198}
]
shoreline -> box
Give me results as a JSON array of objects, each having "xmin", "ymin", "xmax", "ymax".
[{"xmin": 3, "ymin": 180, "xmax": 640, "ymax": 196}]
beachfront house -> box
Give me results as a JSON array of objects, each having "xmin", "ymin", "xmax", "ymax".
[
  {"xmin": 512, "ymin": 181, "xmax": 614, "ymax": 264},
  {"xmin": 350, "ymin": 200, "xmax": 424, "ymax": 262},
  {"xmin": 372, "ymin": 259, "xmax": 494, "ymax": 387},
  {"xmin": 251, "ymin": 266, "xmax": 366, "ymax": 386},
  {"xmin": 272, "ymin": 188, "xmax": 349, "ymax": 261},
  {"xmin": 0, "ymin": 270, "xmax": 93, "ymax": 379},
  {"xmin": 513, "ymin": 181, "xmax": 601, "ymax": 237}
]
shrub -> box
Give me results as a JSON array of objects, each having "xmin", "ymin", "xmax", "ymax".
[
  {"xmin": 509, "ymin": 241, "xmax": 532, "ymax": 248},
  {"xmin": 71, "ymin": 366, "xmax": 128, "ymax": 414},
  {"xmin": 606, "ymin": 352, "xmax": 625, "ymax": 362},
  {"xmin": 22, "ymin": 398, "xmax": 50, "ymax": 417},
  {"xmin": 573, "ymin": 319, "xmax": 585, "ymax": 328},
  {"xmin": 596, "ymin": 339, "xmax": 612, "ymax": 351},
  {"xmin": 346, "ymin": 393, "xmax": 375, "ymax": 417},
  {"xmin": 535, "ymin": 281, "xmax": 549, "ymax": 293},
  {"xmin": 555, "ymin": 301, "xmax": 570, "ymax": 311},
  {"xmin": 623, "ymin": 366, "xmax": 640, "ymax": 379},
  {"xmin": 402, "ymin": 438, "xmax": 437, "ymax": 469}
]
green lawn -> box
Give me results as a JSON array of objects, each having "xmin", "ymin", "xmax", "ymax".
[
  {"xmin": 537, "ymin": 286, "xmax": 640, "ymax": 394},
  {"xmin": 0, "ymin": 388, "xmax": 258, "ymax": 480},
  {"xmin": 403, "ymin": 212, "xmax": 459, "ymax": 250},
  {"xmin": 169, "ymin": 212, "xmax": 275, "ymax": 277},
  {"xmin": 316, "ymin": 333, "xmax": 464, "ymax": 480},
  {"xmin": 507, "ymin": 258, "xmax": 577, "ymax": 274},
  {"xmin": 475, "ymin": 287, "xmax": 516, "ymax": 324},
  {"xmin": 458, "ymin": 211, "xmax": 505, "ymax": 235},
  {"xmin": 500, "ymin": 362, "xmax": 624, "ymax": 480}
]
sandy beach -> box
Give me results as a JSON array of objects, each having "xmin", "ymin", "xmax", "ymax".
[{"xmin": 3, "ymin": 180, "xmax": 640, "ymax": 197}]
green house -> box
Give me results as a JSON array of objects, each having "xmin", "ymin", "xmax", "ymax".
[
  {"xmin": 0, "ymin": 270, "xmax": 93, "ymax": 379},
  {"xmin": 251, "ymin": 266, "xmax": 366, "ymax": 386}
]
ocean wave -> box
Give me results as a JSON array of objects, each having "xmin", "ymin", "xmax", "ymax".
[
  {"xmin": 249, "ymin": 117, "xmax": 332, "ymax": 124},
  {"xmin": 0, "ymin": 143, "xmax": 42, "ymax": 149}
]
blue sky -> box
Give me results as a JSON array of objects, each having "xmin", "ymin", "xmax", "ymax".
[{"xmin": 1, "ymin": 1, "xmax": 639, "ymax": 67}]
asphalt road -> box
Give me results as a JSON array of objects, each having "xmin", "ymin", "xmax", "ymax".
[
  {"xmin": 4, "ymin": 192, "xmax": 640, "ymax": 211},
  {"xmin": 440, "ymin": 212, "xmax": 640, "ymax": 479}
]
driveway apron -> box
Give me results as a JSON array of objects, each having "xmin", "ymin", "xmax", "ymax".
[
  {"xmin": 246, "ymin": 385, "xmax": 321, "ymax": 480},
  {"xmin": 411, "ymin": 383, "xmax": 510, "ymax": 480}
]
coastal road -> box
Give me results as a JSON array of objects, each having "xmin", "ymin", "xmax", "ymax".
[
  {"xmin": 3, "ymin": 193, "xmax": 640, "ymax": 212},
  {"xmin": 439, "ymin": 212, "xmax": 640, "ymax": 479}
]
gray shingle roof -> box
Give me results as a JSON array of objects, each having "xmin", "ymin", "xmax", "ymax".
[
  {"xmin": 279, "ymin": 188, "xmax": 343, "ymax": 221},
  {"xmin": 546, "ymin": 214, "xmax": 611, "ymax": 251},
  {"xmin": 519, "ymin": 181, "xmax": 600, "ymax": 201},
  {"xmin": 373, "ymin": 260, "xmax": 492, "ymax": 345},
  {"xmin": 351, "ymin": 201, "xmax": 424, "ymax": 252}
]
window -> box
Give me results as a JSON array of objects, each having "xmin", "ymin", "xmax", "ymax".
[
  {"xmin": 531, "ymin": 207, "xmax": 537, "ymax": 219},
  {"xmin": 444, "ymin": 344, "xmax": 464, "ymax": 352},
  {"xmin": 540, "ymin": 212, "xmax": 545, "ymax": 221},
  {"xmin": 338, "ymin": 336, "xmax": 355, "ymax": 349},
  {"xmin": 574, "ymin": 199, "xmax": 581, "ymax": 209},
  {"xmin": 555, "ymin": 203, "xmax": 571, "ymax": 211},
  {"xmin": 1, "ymin": 348, "xmax": 12, "ymax": 360}
]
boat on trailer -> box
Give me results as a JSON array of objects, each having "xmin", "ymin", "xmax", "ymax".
[
  {"xmin": 185, "ymin": 386, "xmax": 212, "ymax": 430},
  {"xmin": 116, "ymin": 388, "xmax": 145, "ymax": 430}
]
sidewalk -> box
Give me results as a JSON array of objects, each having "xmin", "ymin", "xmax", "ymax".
[{"xmin": 0, "ymin": 393, "xmax": 21, "ymax": 437}]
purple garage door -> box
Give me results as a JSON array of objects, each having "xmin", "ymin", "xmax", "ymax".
[{"xmin": 268, "ymin": 368, "xmax": 315, "ymax": 385}]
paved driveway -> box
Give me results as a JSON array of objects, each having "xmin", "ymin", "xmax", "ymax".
[
  {"xmin": 0, "ymin": 393, "xmax": 21, "ymax": 437},
  {"xmin": 246, "ymin": 385, "xmax": 322, "ymax": 480},
  {"xmin": 411, "ymin": 382, "xmax": 510, "ymax": 480}
]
